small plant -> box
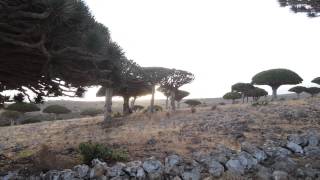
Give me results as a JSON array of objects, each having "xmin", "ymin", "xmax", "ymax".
[
  {"xmin": 218, "ymin": 102, "xmax": 226, "ymax": 106},
  {"xmin": 113, "ymin": 112, "xmax": 122, "ymax": 118},
  {"xmin": 80, "ymin": 108, "xmax": 103, "ymax": 117},
  {"xmin": 6, "ymin": 103, "xmax": 40, "ymax": 113},
  {"xmin": 144, "ymin": 105, "xmax": 163, "ymax": 113},
  {"xmin": 79, "ymin": 142, "xmax": 111, "ymax": 165},
  {"xmin": 78, "ymin": 142, "xmax": 129, "ymax": 165},
  {"xmin": 211, "ymin": 105, "xmax": 217, "ymax": 111}
]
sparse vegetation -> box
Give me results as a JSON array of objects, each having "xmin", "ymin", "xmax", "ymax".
[
  {"xmin": 0, "ymin": 111, "xmax": 22, "ymax": 126},
  {"xmin": 184, "ymin": 100, "xmax": 202, "ymax": 107},
  {"xmin": 132, "ymin": 105, "xmax": 144, "ymax": 112}
]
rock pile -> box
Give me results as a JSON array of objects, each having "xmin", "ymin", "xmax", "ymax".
[{"xmin": 1, "ymin": 132, "xmax": 319, "ymax": 180}]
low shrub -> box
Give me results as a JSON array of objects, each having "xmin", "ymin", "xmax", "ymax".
[
  {"xmin": 20, "ymin": 117, "xmax": 42, "ymax": 124},
  {"xmin": 6, "ymin": 103, "xmax": 40, "ymax": 113},
  {"xmin": 211, "ymin": 105, "xmax": 217, "ymax": 111},
  {"xmin": 113, "ymin": 112, "xmax": 122, "ymax": 118},
  {"xmin": 132, "ymin": 105, "xmax": 144, "ymax": 112},
  {"xmin": 218, "ymin": 102, "xmax": 226, "ymax": 106},
  {"xmin": 43, "ymin": 105, "xmax": 71, "ymax": 114},
  {"xmin": 191, "ymin": 107, "xmax": 196, "ymax": 113},
  {"xmin": 79, "ymin": 142, "xmax": 129, "ymax": 165},
  {"xmin": 80, "ymin": 108, "xmax": 103, "ymax": 117},
  {"xmin": 252, "ymin": 100, "xmax": 269, "ymax": 107},
  {"xmin": 184, "ymin": 100, "xmax": 201, "ymax": 107}
]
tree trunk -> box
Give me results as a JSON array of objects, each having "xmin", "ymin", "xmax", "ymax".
[
  {"xmin": 165, "ymin": 96, "xmax": 169, "ymax": 110},
  {"xmin": 104, "ymin": 88, "xmax": 113, "ymax": 123},
  {"xmin": 170, "ymin": 91, "xmax": 176, "ymax": 112},
  {"xmin": 123, "ymin": 96, "xmax": 131, "ymax": 116},
  {"xmin": 297, "ymin": 93, "xmax": 300, "ymax": 99},
  {"xmin": 130, "ymin": 96, "xmax": 137, "ymax": 109},
  {"xmin": 272, "ymin": 86, "xmax": 278, "ymax": 100},
  {"xmin": 242, "ymin": 94, "xmax": 245, "ymax": 103},
  {"xmin": 150, "ymin": 85, "xmax": 156, "ymax": 113},
  {"xmin": 177, "ymin": 101, "xmax": 180, "ymax": 109},
  {"xmin": 232, "ymin": 99, "xmax": 235, "ymax": 104}
]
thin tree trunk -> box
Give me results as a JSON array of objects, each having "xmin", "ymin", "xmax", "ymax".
[
  {"xmin": 297, "ymin": 93, "xmax": 300, "ymax": 99},
  {"xmin": 150, "ymin": 85, "xmax": 156, "ymax": 113},
  {"xmin": 242, "ymin": 94, "xmax": 245, "ymax": 103},
  {"xmin": 130, "ymin": 96, "xmax": 137, "ymax": 109},
  {"xmin": 177, "ymin": 101, "xmax": 180, "ymax": 109},
  {"xmin": 232, "ymin": 99, "xmax": 235, "ymax": 104},
  {"xmin": 272, "ymin": 86, "xmax": 278, "ymax": 100},
  {"xmin": 165, "ymin": 96, "xmax": 169, "ymax": 110},
  {"xmin": 170, "ymin": 91, "xmax": 176, "ymax": 112},
  {"xmin": 123, "ymin": 96, "xmax": 130, "ymax": 116},
  {"xmin": 104, "ymin": 88, "xmax": 113, "ymax": 123}
]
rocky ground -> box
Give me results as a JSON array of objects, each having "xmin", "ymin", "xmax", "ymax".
[{"xmin": 0, "ymin": 98, "xmax": 320, "ymax": 179}]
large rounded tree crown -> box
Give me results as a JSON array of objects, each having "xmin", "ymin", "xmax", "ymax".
[
  {"xmin": 312, "ymin": 77, "xmax": 320, "ymax": 85},
  {"xmin": 252, "ymin": 69, "xmax": 303, "ymax": 88}
]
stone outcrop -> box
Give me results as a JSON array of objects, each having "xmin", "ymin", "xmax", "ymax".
[{"xmin": 1, "ymin": 132, "xmax": 320, "ymax": 180}]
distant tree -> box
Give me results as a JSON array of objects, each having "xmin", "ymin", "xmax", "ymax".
[
  {"xmin": 175, "ymin": 90, "xmax": 190, "ymax": 109},
  {"xmin": 43, "ymin": 105, "xmax": 71, "ymax": 120},
  {"xmin": 289, "ymin": 86, "xmax": 307, "ymax": 99},
  {"xmin": 13, "ymin": 93, "xmax": 25, "ymax": 103},
  {"xmin": 0, "ymin": 111, "xmax": 22, "ymax": 126},
  {"xmin": 157, "ymin": 86, "xmax": 171, "ymax": 110},
  {"xmin": 312, "ymin": 77, "xmax": 320, "ymax": 85},
  {"xmin": 278, "ymin": 0, "xmax": 320, "ymax": 17},
  {"xmin": 252, "ymin": 69, "xmax": 303, "ymax": 100},
  {"xmin": 0, "ymin": 95, "xmax": 10, "ymax": 109},
  {"xmin": 184, "ymin": 100, "xmax": 202, "ymax": 107},
  {"xmin": 231, "ymin": 83, "xmax": 254, "ymax": 103},
  {"xmin": 304, "ymin": 87, "xmax": 320, "ymax": 97},
  {"xmin": 143, "ymin": 67, "xmax": 172, "ymax": 113},
  {"xmin": 245, "ymin": 87, "xmax": 268, "ymax": 102},
  {"xmin": 160, "ymin": 69, "xmax": 195, "ymax": 111},
  {"xmin": 223, "ymin": 92, "xmax": 241, "ymax": 104}
]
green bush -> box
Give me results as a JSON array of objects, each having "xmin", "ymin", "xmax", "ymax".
[
  {"xmin": 20, "ymin": 117, "xmax": 42, "ymax": 124},
  {"xmin": 79, "ymin": 142, "xmax": 128, "ymax": 165},
  {"xmin": 43, "ymin": 105, "xmax": 71, "ymax": 114},
  {"xmin": 80, "ymin": 108, "xmax": 103, "ymax": 117},
  {"xmin": 6, "ymin": 103, "xmax": 40, "ymax": 113}
]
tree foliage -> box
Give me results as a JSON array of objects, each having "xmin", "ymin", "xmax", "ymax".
[
  {"xmin": 232, "ymin": 83, "xmax": 254, "ymax": 93},
  {"xmin": 252, "ymin": 69, "xmax": 303, "ymax": 99},
  {"xmin": 175, "ymin": 90, "xmax": 190, "ymax": 102},
  {"xmin": 289, "ymin": 86, "xmax": 307, "ymax": 94},
  {"xmin": 245, "ymin": 87, "xmax": 268, "ymax": 101},
  {"xmin": 304, "ymin": 87, "xmax": 320, "ymax": 97},
  {"xmin": 13, "ymin": 93, "xmax": 25, "ymax": 103},
  {"xmin": 0, "ymin": 0, "xmax": 123, "ymax": 105},
  {"xmin": 278, "ymin": 0, "xmax": 320, "ymax": 17},
  {"xmin": 312, "ymin": 77, "xmax": 320, "ymax": 85}
]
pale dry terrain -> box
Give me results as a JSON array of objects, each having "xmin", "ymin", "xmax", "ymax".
[{"xmin": 0, "ymin": 98, "xmax": 320, "ymax": 172}]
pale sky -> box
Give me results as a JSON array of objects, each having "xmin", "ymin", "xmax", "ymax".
[{"xmin": 49, "ymin": 0, "xmax": 320, "ymax": 101}]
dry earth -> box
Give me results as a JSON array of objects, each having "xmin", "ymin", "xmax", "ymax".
[{"xmin": 0, "ymin": 98, "xmax": 320, "ymax": 173}]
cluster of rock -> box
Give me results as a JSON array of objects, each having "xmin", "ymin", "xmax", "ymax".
[{"xmin": 1, "ymin": 132, "xmax": 320, "ymax": 180}]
